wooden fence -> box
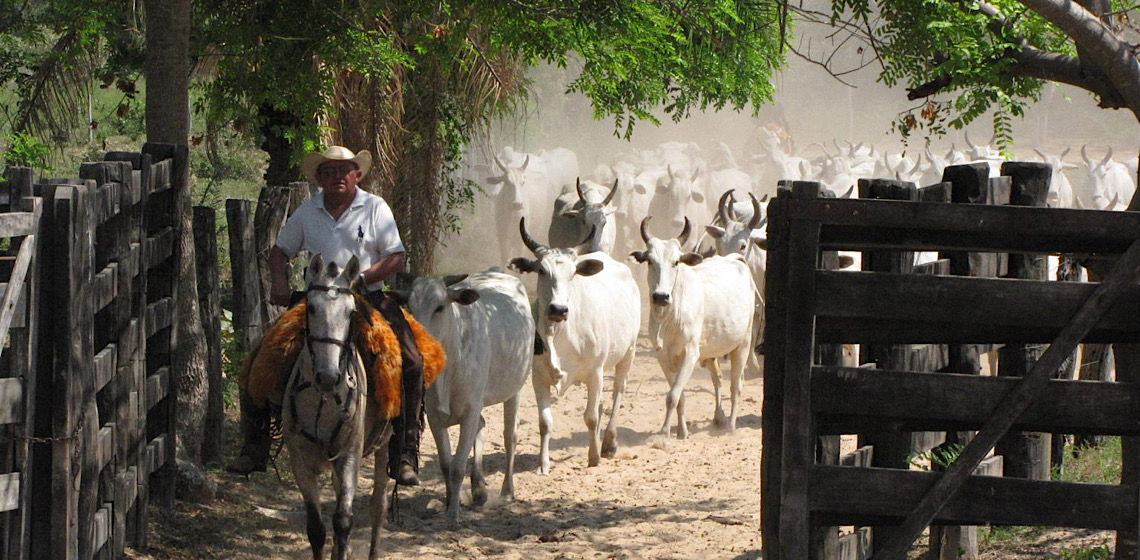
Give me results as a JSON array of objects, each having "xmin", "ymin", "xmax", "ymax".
[
  {"xmin": 0, "ymin": 143, "xmax": 181, "ymax": 559},
  {"xmin": 762, "ymin": 162, "xmax": 1140, "ymax": 559}
]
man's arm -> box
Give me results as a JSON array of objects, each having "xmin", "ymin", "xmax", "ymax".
[
  {"xmin": 361, "ymin": 251, "xmax": 406, "ymax": 286},
  {"xmin": 268, "ymin": 245, "xmax": 293, "ymax": 306}
]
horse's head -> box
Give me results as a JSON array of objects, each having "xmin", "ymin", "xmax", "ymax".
[{"xmin": 303, "ymin": 254, "xmax": 362, "ymax": 392}]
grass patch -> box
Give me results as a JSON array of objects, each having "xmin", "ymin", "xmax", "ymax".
[{"xmin": 1058, "ymin": 437, "xmax": 1122, "ymax": 485}]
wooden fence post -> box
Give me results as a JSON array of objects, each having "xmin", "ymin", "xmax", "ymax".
[
  {"xmin": 193, "ymin": 207, "xmax": 223, "ymax": 465},
  {"xmin": 761, "ymin": 185, "xmax": 791, "ymax": 560},
  {"xmin": 224, "ymin": 200, "xmax": 262, "ymax": 353},
  {"xmin": 996, "ymin": 162, "xmax": 1052, "ymax": 481}
]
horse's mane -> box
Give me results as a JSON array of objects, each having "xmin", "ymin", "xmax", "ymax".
[{"xmin": 240, "ymin": 297, "xmax": 445, "ymax": 421}]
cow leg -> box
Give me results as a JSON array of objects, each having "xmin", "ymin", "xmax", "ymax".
[
  {"xmin": 585, "ymin": 367, "xmax": 605, "ymax": 467},
  {"xmin": 705, "ymin": 357, "xmax": 728, "ymax": 428},
  {"xmin": 368, "ymin": 434, "xmax": 392, "ymax": 560},
  {"xmin": 501, "ymin": 392, "xmax": 521, "ymax": 501},
  {"xmin": 728, "ymin": 344, "xmax": 748, "ymax": 432},
  {"xmin": 660, "ymin": 351, "xmax": 699, "ymax": 439},
  {"xmin": 426, "ymin": 406, "xmax": 454, "ymax": 509},
  {"xmin": 330, "ymin": 452, "xmax": 360, "ymax": 560},
  {"xmin": 470, "ymin": 414, "xmax": 489, "ymax": 508},
  {"xmin": 533, "ymin": 363, "xmax": 556, "ymax": 475},
  {"xmin": 603, "ymin": 348, "xmax": 634, "ymax": 458},
  {"xmin": 292, "ymin": 456, "xmax": 327, "ymax": 560}
]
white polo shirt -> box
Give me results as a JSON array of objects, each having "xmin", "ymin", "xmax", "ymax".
[{"xmin": 276, "ymin": 188, "xmax": 404, "ymax": 292}]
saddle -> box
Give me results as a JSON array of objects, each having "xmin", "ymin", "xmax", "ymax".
[{"xmin": 239, "ymin": 297, "xmax": 444, "ymax": 420}]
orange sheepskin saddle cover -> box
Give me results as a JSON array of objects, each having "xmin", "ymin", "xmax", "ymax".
[{"xmin": 239, "ymin": 297, "xmax": 444, "ymax": 420}]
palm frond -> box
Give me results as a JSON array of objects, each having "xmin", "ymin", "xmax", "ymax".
[{"xmin": 16, "ymin": 30, "xmax": 96, "ymax": 141}]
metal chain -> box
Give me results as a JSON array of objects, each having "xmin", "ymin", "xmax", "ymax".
[{"xmin": 6, "ymin": 406, "xmax": 86, "ymax": 468}]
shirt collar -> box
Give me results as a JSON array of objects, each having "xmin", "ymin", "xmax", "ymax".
[{"xmin": 316, "ymin": 187, "xmax": 368, "ymax": 215}]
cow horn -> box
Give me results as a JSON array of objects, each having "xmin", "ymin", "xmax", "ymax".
[
  {"xmin": 760, "ymin": 193, "xmax": 769, "ymax": 203},
  {"xmin": 602, "ymin": 179, "xmax": 618, "ymax": 205},
  {"xmin": 443, "ymin": 274, "xmax": 469, "ymax": 287},
  {"xmin": 494, "ymin": 156, "xmax": 508, "ymax": 172},
  {"xmin": 678, "ymin": 217, "xmax": 692, "ymax": 247},
  {"xmin": 1082, "ymin": 144, "xmax": 1093, "ymax": 167},
  {"xmin": 717, "ymin": 190, "xmax": 733, "ymax": 224},
  {"xmin": 1101, "ymin": 146, "xmax": 1113, "ymax": 168},
  {"xmin": 748, "ymin": 192, "xmax": 763, "ymax": 230},
  {"xmin": 519, "ymin": 217, "xmax": 542, "ymax": 254},
  {"xmin": 841, "ymin": 185, "xmax": 855, "ymax": 199},
  {"xmin": 1060, "ymin": 147, "xmax": 1071, "ymax": 160},
  {"xmin": 640, "ymin": 216, "xmax": 653, "ymax": 244},
  {"xmin": 521, "ymin": 154, "xmax": 530, "ymax": 171},
  {"xmin": 576, "ymin": 177, "xmax": 585, "ymax": 201},
  {"xmin": 1033, "ymin": 148, "xmax": 1047, "ymax": 162},
  {"xmin": 964, "ymin": 130, "xmax": 977, "ymax": 151}
]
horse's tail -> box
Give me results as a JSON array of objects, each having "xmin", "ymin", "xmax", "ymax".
[
  {"xmin": 242, "ymin": 302, "xmax": 307, "ymax": 406},
  {"xmin": 401, "ymin": 309, "xmax": 446, "ymax": 387}
]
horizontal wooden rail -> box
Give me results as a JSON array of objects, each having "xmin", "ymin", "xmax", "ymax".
[
  {"xmin": 0, "ymin": 211, "xmax": 39, "ymax": 238},
  {"xmin": 145, "ymin": 297, "xmax": 172, "ymax": 337},
  {"xmin": 93, "ymin": 344, "xmax": 117, "ymax": 394},
  {"xmin": 788, "ymin": 197, "xmax": 1140, "ymax": 255},
  {"xmin": 145, "ymin": 228, "xmax": 174, "ymax": 271},
  {"xmin": 146, "ymin": 367, "xmax": 169, "ymax": 408},
  {"xmin": 812, "ymin": 366, "xmax": 1140, "ymax": 435},
  {"xmin": 810, "ymin": 465, "xmax": 1133, "ymax": 530},
  {"xmin": 814, "ymin": 270, "xmax": 1140, "ymax": 343}
]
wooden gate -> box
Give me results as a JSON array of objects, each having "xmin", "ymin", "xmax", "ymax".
[
  {"xmin": 0, "ymin": 143, "xmax": 181, "ymax": 559},
  {"xmin": 762, "ymin": 172, "xmax": 1140, "ymax": 559}
]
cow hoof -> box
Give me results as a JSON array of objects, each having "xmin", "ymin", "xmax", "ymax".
[
  {"xmin": 601, "ymin": 435, "xmax": 618, "ymax": 458},
  {"xmin": 472, "ymin": 486, "xmax": 488, "ymax": 507}
]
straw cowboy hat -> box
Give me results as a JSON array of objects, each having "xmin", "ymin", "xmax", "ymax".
[{"xmin": 301, "ymin": 146, "xmax": 373, "ymax": 184}]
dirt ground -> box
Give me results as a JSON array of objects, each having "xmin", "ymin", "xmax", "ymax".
[{"xmin": 126, "ymin": 333, "xmax": 1113, "ymax": 559}]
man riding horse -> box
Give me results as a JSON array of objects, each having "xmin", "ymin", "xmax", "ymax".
[{"xmin": 227, "ymin": 145, "xmax": 426, "ymax": 487}]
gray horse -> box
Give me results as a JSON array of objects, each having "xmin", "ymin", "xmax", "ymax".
[{"xmin": 282, "ymin": 254, "xmax": 392, "ymax": 560}]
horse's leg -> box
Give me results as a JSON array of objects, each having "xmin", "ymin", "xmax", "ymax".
[
  {"xmin": 602, "ymin": 348, "xmax": 634, "ymax": 458},
  {"xmin": 584, "ymin": 366, "xmax": 604, "ymax": 467},
  {"xmin": 469, "ymin": 413, "xmax": 488, "ymax": 509},
  {"xmin": 292, "ymin": 455, "xmax": 327, "ymax": 560},
  {"xmin": 706, "ymin": 357, "xmax": 728, "ymax": 428},
  {"xmin": 500, "ymin": 392, "xmax": 521, "ymax": 501},
  {"xmin": 532, "ymin": 368, "xmax": 555, "ymax": 475},
  {"xmin": 330, "ymin": 451, "xmax": 361, "ymax": 560},
  {"xmin": 368, "ymin": 436, "xmax": 391, "ymax": 560}
]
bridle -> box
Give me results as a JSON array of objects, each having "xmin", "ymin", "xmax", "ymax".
[{"xmin": 289, "ymin": 282, "xmax": 361, "ymax": 458}]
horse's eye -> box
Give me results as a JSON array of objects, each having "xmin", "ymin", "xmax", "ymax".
[{"xmin": 434, "ymin": 305, "xmax": 444, "ymax": 314}]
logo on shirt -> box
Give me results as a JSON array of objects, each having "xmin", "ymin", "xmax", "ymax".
[{"xmin": 357, "ymin": 225, "xmax": 364, "ymax": 243}]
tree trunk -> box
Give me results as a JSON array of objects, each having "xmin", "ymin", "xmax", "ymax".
[
  {"xmin": 390, "ymin": 59, "xmax": 445, "ymax": 274},
  {"xmin": 145, "ymin": 0, "xmax": 209, "ymax": 467},
  {"xmin": 259, "ymin": 104, "xmax": 303, "ymax": 186}
]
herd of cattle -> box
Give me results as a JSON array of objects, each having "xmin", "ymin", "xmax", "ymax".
[{"xmin": 409, "ymin": 128, "xmax": 1138, "ymax": 522}]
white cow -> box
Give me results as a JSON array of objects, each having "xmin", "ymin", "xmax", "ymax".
[
  {"xmin": 638, "ymin": 166, "xmax": 706, "ymax": 240},
  {"xmin": 705, "ymin": 191, "xmax": 767, "ymax": 372},
  {"xmin": 1080, "ymin": 145, "xmax": 1135, "ymax": 210},
  {"xmin": 510, "ymin": 219, "xmax": 641, "ymax": 472},
  {"xmin": 405, "ymin": 271, "xmax": 534, "ymax": 522},
  {"xmin": 1033, "ymin": 148, "xmax": 1077, "ymax": 209},
  {"xmin": 548, "ymin": 179, "xmax": 618, "ymax": 254},
  {"xmin": 485, "ymin": 154, "xmax": 554, "ymax": 264},
  {"xmin": 631, "ymin": 217, "xmax": 755, "ymax": 437}
]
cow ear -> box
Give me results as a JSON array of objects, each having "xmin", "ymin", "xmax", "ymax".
[
  {"xmin": 691, "ymin": 190, "xmax": 705, "ymax": 204},
  {"xmin": 576, "ymin": 258, "xmax": 605, "ymax": 276},
  {"xmin": 603, "ymin": 206, "xmax": 616, "ymax": 216},
  {"xmin": 560, "ymin": 209, "xmax": 580, "ymax": 218},
  {"xmin": 679, "ymin": 252, "xmax": 705, "ymax": 266},
  {"xmin": 629, "ymin": 250, "xmax": 647, "ymax": 263},
  {"xmin": 443, "ymin": 274, "xmax": 468, "ymax": 287},
  {"xmin": 838, "ymin": 255, "xmax": 855, "ymax": 269},
  {"xmin": 705, "ymin": 225, "xmax": 725, "ymax": 239},
  {"xmin": 509, "ymin": 257, "xmax": 537, "ymax": 274},
  {"xmin": 749, "ymin": 236, "xmax": 768, "ymax": 250},
  {"xmin": 449, "ymin": 287, "xmax": 481, "ymax": 306},
  {"xmin": 486, "ymin": 175, "xmax": 504, "ymax": 185},
  {"xmin": 634, "ymin": 183, "xmax": 648, "ymax": 195}
]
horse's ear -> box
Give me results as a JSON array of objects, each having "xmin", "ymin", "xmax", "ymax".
[
  {"xmin": 307, "ymin": 254, "xmax": 325, "ymax": 282},
  {"xmin": 387, "ymin": 290, "xmax": 410, "ymax": 305},
  {"xmin": 343, "ymin": 256, "xmax": 361, "ymax": 282}
]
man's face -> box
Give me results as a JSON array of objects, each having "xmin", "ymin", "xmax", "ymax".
[{"xmin": 316, "ymin": 161, "xmax": 361, "ymax": 196}]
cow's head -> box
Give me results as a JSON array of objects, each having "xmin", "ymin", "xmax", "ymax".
[
  {"xmin": 559, "ymin": 179, "xmax": 618, "ymax": 253},
  {"xmin": 630, "ymin": 216, "xmax": 703, "ymax": 307},
  {"xmin": 706, "ymin": 190, "xmax": 766, "ymax": 256},
  {"xmin": 406, "ymin": 274, "xmax": 480, "ymax": 345},
  {"xmin": 485, "ymin": 154, "xmax": 530, "ymax": 211},
  {"xmin": 510, "ymin": 218, "xmax": 604, "ymax": 323}
]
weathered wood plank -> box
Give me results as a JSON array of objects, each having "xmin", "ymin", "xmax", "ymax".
[
  {"xmin": 90, "ymin": 503, "xmax": 110, "ymax": 553},
  {"xmin": 814, "ymin": 271, "xmax": 1140, "ymax": 343},
  {"xmin": 0, "ymin": 472, "xmax": 18, "ymax": 512},
  {"xmin": 93, "ymin": 181, "xmax": 121, "ymax": 226},
  {"xmin": 761, "ymin": 191, "xmax": 792, "ymax": 559},
  {"xmin": 92, "ymin": 344, "xmax": 117, "ymax": 394},
  {"xmin": 0, "ymin": 231, "xmax": 35, "ymax": 361},
  {"xmin": 871, "ymin": 239, "xmax": 1140, "ymax": 559},
  {"xmin": 145, "ymin": 297, "xmax": 172, "ymax": 337},
  {"xmin": 779, "ymin": 182, "xmax": 824, "ymax": 560},
  {"xmin": 144, "ymin": 228, "xmax": 174, "ymax": 271},
  {"xmin": 92, "ymin": 262, "xmax": 118, "ymax": 314},
  {"xmin": 0, "ymin": 378, "xmax": 22, "ymax": 424},
  {"xmin": 840, "ymin": 445, "xmax": 874, "ymax": 467},
  {"xmin": 787, "ymin": 196, "xmax": 1140, "ymax": 256},
  {"xmin": 812, "ymin": 366, "xmax": 1140, "ymax": 435},
  {"xmin": 836, "ymin": 527, "xmax": 872, "ymax": 560},
  {"xmin": 0, "ymin": 212, "xmax": 38, "ymax": 238},
  {"xmin": 810, "ymin": 465, "xmax": 1130, "ymax": 530},
  {"xmin": 146, "ymin": 367, "xmax": 169, "ymax": 410},
  {"xmin": 97, "ymin": 424, "xmax": 113, "ymax": 471},
  {"xmin": 146, "ymin": 435, "xmax": 168, "ymax": 475}
]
